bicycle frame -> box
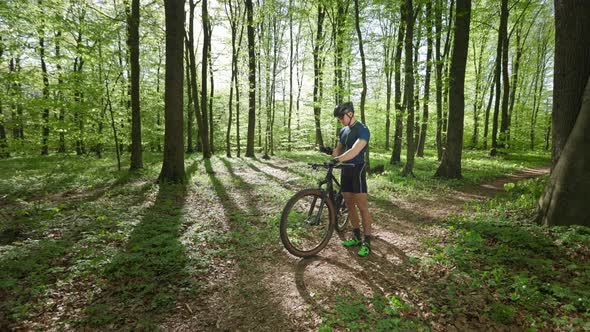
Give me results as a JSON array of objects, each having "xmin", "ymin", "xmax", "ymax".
[{"xmin": 307, "ymin": 163, "xmax": 352, "ymax": 225}]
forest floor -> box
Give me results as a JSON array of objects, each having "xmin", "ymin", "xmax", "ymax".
[{"xmin": 1, "ymin": 150, "xmax": 588, "ymax": 331}]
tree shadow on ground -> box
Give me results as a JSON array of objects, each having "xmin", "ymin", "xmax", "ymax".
[
  {"xmin": 81, "ymin": 182, "xmax": 190, "ymax": 329},
  {"xmin": 197, "ymin": 158, "xmax": 295, "ymax": 330}
]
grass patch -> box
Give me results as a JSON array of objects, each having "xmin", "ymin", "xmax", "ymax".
[
  {"xmin": 420, "ymin": 175, "xmax": 590, "ymax": 330},
  {"xmin": 319, "ymin": 292, "xmax": 428, "ymax": 331}
]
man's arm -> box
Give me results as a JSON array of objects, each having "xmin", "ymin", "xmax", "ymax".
[
  {"xmin": 332, "ymin": 143, "xmax": 345, "ymax": 157},
  {"xmin": 335, "ymin": 139, "xmax": 367, "ymax": 162}
]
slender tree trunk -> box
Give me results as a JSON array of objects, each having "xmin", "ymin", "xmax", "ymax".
[
  {"xmin": 201, "ymin": 0, "xmax": 212, "ymax": 158},
  {"xmin": 185, "ymin": 43, "xmax": 194, "ymax": 153},
  {"xmin": 0, "ymin": 36, "xmax": 8, "ymax": 158},
  {"xmin": 384, "ymin": 24, "xmax": 394, "ymax": 151},
  {"xmin": 245, "ymin": 0, "xmax": 256, "ymax": 157},
  {"xmin": 128, "ymin": 0, "xmax": 142, "ymax": 169},
  {"xmin": 499, "ymin": 0, "xmax": 510, "ymax": 149},
  {"xmin": 435, "ymin": 0, "xmax": 471, "ymax": 178},
  {"xmin": 491, "ymin": 0, "xmax": 507, "ymax": 156},
  {"xmin": 354, "ymin": 0, "xmax": 369, "ymax": 168},
  {"xmin": 312, "ymin": 3, "xmax": 326, "ymax": 147},
  {"xmin": 288, "ymin": 0, "xmax": 294, "ymax": 151},
  {"xmin": 106, "ymin": 78, "xmax": 122, "ymax": 171},
  {"xmin": 38, "ymin": 8, "xmax": 50, "ymax": 156},
  {"xmin": 434, "ymin": 0, "xmax": 444, "ymax": 160},
  {"xmin": 55, "ymin": 31, "xmax": 66, "ymax": 153},
  {"xmin": 417, "ymin": 3, "xmax": 433, "ymax": 157},
  {"xmin": 390, "ymin": 8, "xmax": 405, "ymax": 164},
  {"xmin": 208, "ymin": 27, "xmax": 215, "ymax": 154},
  {"xmin": 401, "ymin": 0, "xmax": 415, "ymax": 176},
  {"xmin": 186, "ymin": 1, "xmax": 202, "ymax": 153},
  {"xmin": 159, "ymin": 0, "xmax": 185, "ymax": 183},
  {"xmin": 483, "ymin": 70, "xmax": 495, "ymax": 150}
]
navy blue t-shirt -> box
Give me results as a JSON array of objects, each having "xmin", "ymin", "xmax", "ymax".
[{"xmin": 339, "ymin": 120, "xmax": 370, "ymax": 165}]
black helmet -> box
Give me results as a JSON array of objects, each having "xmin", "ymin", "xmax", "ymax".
[{"xmin": 333, "ymin": 101, "xmax": 354, "ymax": 118}]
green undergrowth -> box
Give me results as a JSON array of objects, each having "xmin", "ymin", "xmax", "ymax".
[
  {"xmin": 281, "ymin": 148, "xmax": 550, "ymax": 200},
  {"xmin": 319, "ymin": 292, "xmax": 429, "ymax": 331},
  {"xmin": 0, "ymin": 149, "xmax": 556, "ymax": 329},
  {"xmin": 419, "ymin": 175, "xmax": 590, "ymax": 330}
]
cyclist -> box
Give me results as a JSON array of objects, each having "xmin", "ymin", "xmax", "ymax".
[{"xmin": 320, "ymin": 101, "xmax": 373, "ymax": 257}]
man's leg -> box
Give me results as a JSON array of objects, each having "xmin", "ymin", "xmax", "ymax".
[
  {"xmin": 353, "ymin": 193, "xmax": 372, "ymax": 236},
  {"xmin": 354, "ymin": 193, "xmax": 372, "ymax": 257},
  {"xmin": 341, "ymin": 192, "xmax": 362, "ymax": 246}
]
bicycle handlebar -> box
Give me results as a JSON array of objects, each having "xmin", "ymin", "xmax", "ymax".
[{"xmin": 307, "ymin": 162, "xmax": 355, "ymax": 170}]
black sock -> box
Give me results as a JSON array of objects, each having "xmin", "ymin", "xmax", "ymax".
[
  {"xmin": 364, "ymin": 235, "xmax": 371, "ymax": 245},
  {"xmin": 352, "ymin": 228, "xmax": 361, "ymax": 240}
]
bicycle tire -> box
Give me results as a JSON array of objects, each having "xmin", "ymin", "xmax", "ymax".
[
  {"xmin": 280, "ymin": 189, "xmax": 335, "ymax": 257},
  {"xmin": 335, "ymin": 193, "xmax": 349, "ymax": 232}
]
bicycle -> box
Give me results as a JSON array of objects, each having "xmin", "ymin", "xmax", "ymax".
[{"xmin": 279, "ymin": 162, "xmax": 353, "ymax": 257}]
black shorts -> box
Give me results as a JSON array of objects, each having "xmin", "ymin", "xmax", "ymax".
[{"xmin": 340, "ymin": 163, "xmax": 367, "ymax": 194}]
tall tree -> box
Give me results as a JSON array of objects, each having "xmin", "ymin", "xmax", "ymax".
[
  {"xmin": 159, "ymin": 0, "xmax": 185, "ymax": 183},
  {"xmin": 186, "ymin": 0, "xmax": 203, "ymax": 155},
  {"xmin": 401, "ymin": 0, "xmax": 415, "ymax": 176},
  {"xmin": 201, "ymin": 0, "xmax": 212, "ymax": 158},
  {"xmin": 354, "ymin": 0, "xmax": 369, "ymax": 167},
  {"xmin": 128, "ymin": 0, "xmax": 143, "ymax": 169},
  {"xmin": 380, "ymin": 9, "xmax": 394, "ymax": 151},
  {"xmin": 417, "ymin": 2, "xmax": 433, "ymax": 157},
  {"xmin": 390, "ymin": 5, "xmax": 405, "ymax": 164},
  {"xmin": 0, "ymin": 36, "xmax": 8, "ymax": 158},
  {"xmin": 245, "ymin": 0, "xmax": 256, "ymax": 157},
  {"xmin": 490, "ymin": 0, "xmax": 508, "ymax": 156},
  {"xmin": 39, "ymin": 0, "xmax": 50, "ymax": 156},
  {"xmin": 434, "ymin": 0, "xmax": 471, "ymax": 178},
  {"xmin": 312, "ymin": 3, "xmax": 326, "ymax": 147}
]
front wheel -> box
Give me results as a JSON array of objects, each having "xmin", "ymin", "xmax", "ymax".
[{"xmin": 280, "ymin": 189, "xmax": 335, "ymax": 257}]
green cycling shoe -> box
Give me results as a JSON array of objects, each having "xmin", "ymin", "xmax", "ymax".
[
  {"xmin": 341, "ymin": 237, "xmax": 362, "ymax": 247},
  {"xmin": 358, "ymin": 242, "xmax": 370, "ymax": 257}
]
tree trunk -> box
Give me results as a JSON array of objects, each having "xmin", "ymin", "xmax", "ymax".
[
  {"xmin": 56, "ymin": 31, "xmax": 66, "ymax": 153},
  {"xmin": 499, "ymin": 0, "xmax": 510, "ymax": 149},
  {"xmin": 354, "ymin": 0, "xmax": 369, "ymax": 168},
  {"xmin": 435, "ymin": 0, "xmax": 470, "ymax": 179},
  {"xmin": 245, "ymin": 0, "xmax": 256, "ymax": 157},
  {"xmin": 483, "ymin": 71, "xmax": 495, "ymax": 150},
  {"xmin": 401, "ymin": 0, "xmax": 415, "ymax": 177},
  {"xmin": 537, "ymin": 76, "xmax": 590, "ymax": 226},
  {"xmin": 185, "ymin": 43, "xmax": 194, "ymax": 153},
  {"xmin": 491, "ymin": 0, "xmax": 507, "ymax": 156},
  {"xmin": 128, "ymin": 0, "xmax": 142, "ymax": 169},
  {"xmin": 288, "ymin": 0, "xmax": 294, "ymax": 151},
  {"xmin": 390, "ymin": 6, "xmax": 405, "ymax": 165},
  {"xmin": 186, "ymin": 0, "xmax": 203, "ymax": 154},
  {"xmin": 201, "ymin": 0, "xmax": 212, "ymax": 158},
  {"xmin": 38, "ymin": 8, "xmax": 50, "ymax": 156},
  {"xmin": 417, "ymin": 2, "xmax": 433, "ymax": 157},
  {"xmin": 383, "ymin": 23, "xmax": 394, "ymax": 151},
  {"xmin": 0, "ymin": 36, "xmax": 7, "ymax": 158},
  {"xmin": 551, "ymin": 0, "xmax": 590, "ymax": 167},
  {"xmin": 433, "ymin": 0, "xmax": 443, "ymax": 160},
  {"xmin": 159, "ymin": 0, "xmax": 185, "ymax": 183},
  {"xmin": 312, "ymin": 3, "xmax": 326, "ymax": 148}
]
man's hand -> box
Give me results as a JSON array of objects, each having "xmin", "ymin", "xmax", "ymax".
[
  {"xmin": 326, "ymin": 158, "xmax": 339, "ymax": 167},
  {"xmin": 319, "ymin": 145, "xmax": 333, "ymax": 155}
]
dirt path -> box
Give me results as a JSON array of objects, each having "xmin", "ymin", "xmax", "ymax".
[{"xmin": 163, "ymin": 162, "xmax": 550, "ymax": 331}]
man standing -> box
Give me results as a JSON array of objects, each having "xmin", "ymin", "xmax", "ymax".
[{"xmin": 321, "ymin": 102, "xmax": 373, "ymax": 257}]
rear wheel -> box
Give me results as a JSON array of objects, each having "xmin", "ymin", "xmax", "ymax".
[{"xmin": 280, "ymin": 189, "xmax": 335, "ymax": 257}]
